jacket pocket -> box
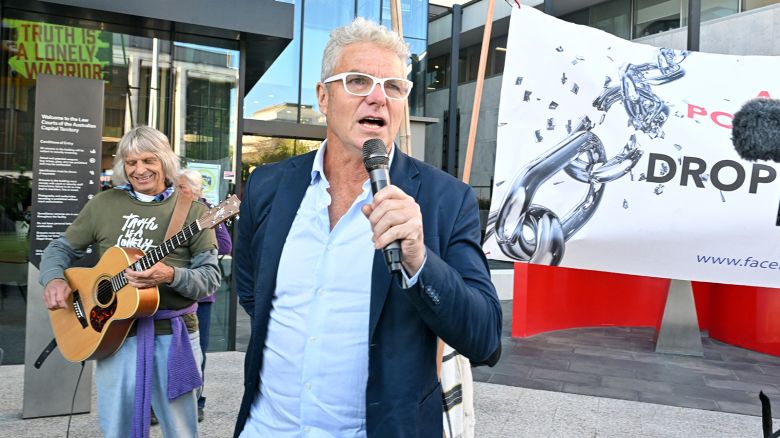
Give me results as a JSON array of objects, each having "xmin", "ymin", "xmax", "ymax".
[{"xmin": 417, "ymin": 381, "xmax": 443, "ymax": 436}]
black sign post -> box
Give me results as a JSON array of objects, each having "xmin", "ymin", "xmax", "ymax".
[{"xmin": 23, "ymin": 74, "xmax": 104, "ymax": 418}]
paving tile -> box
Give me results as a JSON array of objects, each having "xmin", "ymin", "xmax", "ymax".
[
  {"xmin": 703, "ymin": 377, "xmax": 780, "ymax": 395},
  {"xmin": 760, "ymin": 364, "xmax": 780, "ymax": 376},
  {"xmin": 602, "ymin": 376, "xmax": 675, "ymax": 394},
  {"xmin": 671, "ymin": 383, "xmax": 756, "ymax": 404},
  {"xmin": 715, "ymin": 399, "xmax": 764, "ymax": 417},
  {"xmin": 634, "ymin": 365, "xmax": 707, "ymax": 385},
  {"xmin": 529, "ymin": 368, "xmax": 602, "ymax": 386},
  {"xmin": 568, "ymin": 360, "xmax": 637, "ymax": 379},
  {"xmin": 487, "ymin": 373, "xmax": 564, "ymax": 392},
  {"xmin": 471, "ymin": 367, "xmax": 493, "ymax": 383},
  {"xmin": 733, "ymin": 370, "xmax": 780, "ymax": 386},
  {"xmin": 499, "ymin": 352, "xmax": 571, "ymax": 371},
  {"xmin": 638, "ymin": 391, "xmax": 719, "ymax": 411},
  {"xmin": 488, "ymin": 360, "xmax": 532, "ymax": 378},
  {"xmin": 743, "ymin": 351, "xmax": 780, "ymax": 366},
  {"xmin": 562, "ymin": 382, "xmax": 639, "ymax": 402},
  {"xmin": 572, "ymin": 346, "xmax": 637, "ymax": 361}
]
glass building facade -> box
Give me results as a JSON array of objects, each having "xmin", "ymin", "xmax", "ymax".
[
  {"xmin": 559, "ymin": 0, "xmax": 778, "ymax": 39},
  {"xmin": 0, "ymin": 0, "xmax": 428, "ymax": 366},
  {"xmin": 0, "ymin": 13, "xmax": 241, "ymax": 365}
]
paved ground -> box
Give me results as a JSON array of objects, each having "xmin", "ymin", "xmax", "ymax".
[
  {"xmin": 0, "ymin": 351, "xmax": 774, "ymax": 437},
  {"xmin": 472, "ymin": 301, "xmax": 780, "ymax": 418}
]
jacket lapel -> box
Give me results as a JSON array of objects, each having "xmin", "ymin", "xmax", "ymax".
[
  {"xmin": 368, "ymin": 150, "xmax": 421, "ymax": 340},
  {"xmin": 257, "ymin": 153, "xmax": 315, "ymax": 298}
]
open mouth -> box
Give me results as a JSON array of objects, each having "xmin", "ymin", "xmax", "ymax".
[
  {"xmin": 359, "ymin": 117, "xmax": 386, "ymax": 128},
  {"xmin": 134, "ymin": 175, "xmax": 154, "ymax": 183}
]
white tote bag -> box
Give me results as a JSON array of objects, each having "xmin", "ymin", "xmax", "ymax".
[{"xmin": 440, "ymin": 343, "xmax": 475, "ymax": 438}]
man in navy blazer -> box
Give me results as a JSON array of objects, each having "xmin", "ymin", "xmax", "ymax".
[{"xmin": 234, "ymin": 17, "xmax": 502, "ymax": 438}]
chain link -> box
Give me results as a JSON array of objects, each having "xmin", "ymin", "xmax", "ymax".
[{"xmin": 487, "ymin": 48, "xmax": 688, "ymax": 265}]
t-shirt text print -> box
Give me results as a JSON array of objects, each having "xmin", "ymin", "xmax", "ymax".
[{"xmin": 117, "ymin": 213, "xmax": 159, "ymax": 251}]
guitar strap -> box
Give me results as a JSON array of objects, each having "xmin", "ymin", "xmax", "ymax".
[{"xmin": 165, "ymin": 192, "xmax": 193, "ymax": 241}]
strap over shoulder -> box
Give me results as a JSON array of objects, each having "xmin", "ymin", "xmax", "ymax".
[{"xmin": 165, "ymin": 193, "xmax": 193, "ymax": 241}]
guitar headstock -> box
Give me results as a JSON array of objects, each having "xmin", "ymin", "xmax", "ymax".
[{"xmin": 198, "ymin": 195, "xmax": 240, "ymax": 229}]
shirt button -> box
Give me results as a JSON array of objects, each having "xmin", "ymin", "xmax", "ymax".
[
  {"xmin": 318, "ymin": 289, "xmax": 325, "ymax": 297},
  {"xmin": 309, "ymin": 336, "xmax": 316, "ymax": 343},
  {"xmin": 304, "ymin": 426, "xmax": 311, "ymax": 433},
  {"xmin": 305, "ymin": 383, "xmax": 312, "ymax": 390}
]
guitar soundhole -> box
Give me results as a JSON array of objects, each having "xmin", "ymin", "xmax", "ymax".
[
  {"xmin": 95, "ymin": 279, "xmax": 114, "ymax": 306},
  {"xmin": 90, "ymin": 300, "xmax": 117, "ymax": 332}
]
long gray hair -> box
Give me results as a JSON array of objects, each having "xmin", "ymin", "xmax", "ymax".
[
  {"xmin": 111, "ymin": 126, "xmax": 180, "ymax": 186},
  {"xmin": 321, "ymin": 17, "xmax": 409, "ymax": 81}
]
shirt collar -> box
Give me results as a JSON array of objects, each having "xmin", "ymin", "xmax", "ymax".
[
  {"xmin": 310, "ymin": 140, "xmax": 396, "ymax": 185},
  {"xmin": 113, "ymin": 183, "xmax": 174, "ymax": 202}
]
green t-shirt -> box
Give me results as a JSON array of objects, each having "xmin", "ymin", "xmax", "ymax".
[{"xmin": 65, "ymin": 189, "xmax": 217, "ymax": 332}]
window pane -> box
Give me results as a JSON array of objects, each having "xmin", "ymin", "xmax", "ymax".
[
  {"xmin": 244, "ymin": 1, "xmax": 302, "ymax": 121},
  {"xmin": 300, "ymin": 0, "xmax": 354, "ymax": 126},
  {"xmin": 682, "ymin": 0, "xmax": 739, "ymax": 25},
  {"xmin": 241, "ymin": 135, "xmax": 320, "ymax": 181},
  {"xmin": 426, "ymin": 54, "xmax": 448, "ymax": 92},
  {"xmin": 561, "ymin": 8, "xmax": 589, "ymax": 25},
  {"xmin": 407, "ymin": 37, "xmax": 426, "ymax": 117},
  {"xmin": 742, "ymin": 0, "xmax": 780, "ymax": 10},
  {"xmin": 357, "ymin": 0, "xmax": 381, "ymax": 22},
  {"xmin": 634, "ymin": 0, "xmax": 681, "ymax": 37},
  {"xmin": 591, "ymin": 0, "xmax": 631, "ymax": 40},
  {"xmin": 489, "ymin": 36, "xmax": 507, "ymax": 77},
  {"xmin": 381, "ymin": 0, "xmax": 428, "ymax": 40}
]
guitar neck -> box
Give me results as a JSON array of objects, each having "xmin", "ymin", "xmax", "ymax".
[{"xmin": 110, "ymin": 221, "xmax": 202, "ymax": 291}]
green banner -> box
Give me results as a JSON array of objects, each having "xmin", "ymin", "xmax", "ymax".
[{"xmin": 5, "ymin": 19, "xmax": 110, "ymax": 80}]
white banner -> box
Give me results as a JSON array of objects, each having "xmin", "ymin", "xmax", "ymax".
[{"xmin": 484, "ymin": 7, "xmax": 780, "ymax": 288}]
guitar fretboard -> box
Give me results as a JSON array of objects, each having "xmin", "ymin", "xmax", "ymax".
[{"xmin": 109, "ymin": 221, "xmax": 202, "ymax": 292}]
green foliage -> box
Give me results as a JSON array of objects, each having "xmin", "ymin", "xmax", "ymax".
[{"xmin": 0, "ymin": 168, "xmax": 31, "ymax": 222}]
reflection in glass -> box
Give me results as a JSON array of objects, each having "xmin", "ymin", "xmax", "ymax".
[
  {"xmin": 682, "ymin": 0, "xmax": 738, "ymax": 25},
  {"xmin": 634, "ymin": 0, "xmax": 681, "ymax": 37},
  {"xmin": 241, "ymin": 135, "xmax": 320, "ymax": 181},
  {"xmin": 407, "ymin": 37, "xmax": 426, "ymax": 117},
  {"xmin": 244, "ymin": 1, "xmax": 302, "ymax": 121},
  {"xmin": 300, "ymin": 0, "xmax": 354, "ymax": 126},
  {"xmin": 591, "ymin": 0, "xmax": 631, "ymax": 40},
  {"xmin": 426, "ymin": 54, "xmax": 449, "ymax": 92},
  {"xmin": 357, "ymin": 0, "xmax": 382, "ymax": 22},
  {"xmin": 381, "ymin": 0, "xmax": 428, "ymax": 40},
  {"xmin": 0, "ymin": 15, "xmax": 240, "ymax": 362},
  {"xmin": 743, "ymin": 0, "xmax": 780, "ymax": 10}
]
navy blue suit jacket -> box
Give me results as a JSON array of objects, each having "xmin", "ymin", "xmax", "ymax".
[{"xmin": 233, "ymin": 149, "xmax": 502, "ymax": 437}]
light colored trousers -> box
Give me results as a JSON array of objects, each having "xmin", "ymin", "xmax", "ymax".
[{"xmin": 95, "ymin": 331, "xmax": 202, "ymax": 438}]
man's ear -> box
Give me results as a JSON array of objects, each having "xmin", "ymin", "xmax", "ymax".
[{"xmin": 316, "ymin": 82, "xmax": 328, "ymax": 117}]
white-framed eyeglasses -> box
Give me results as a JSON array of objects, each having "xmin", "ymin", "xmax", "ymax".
[{"xmin": 322, "ymin": 72, "xmax": 413, "ymax": 100}]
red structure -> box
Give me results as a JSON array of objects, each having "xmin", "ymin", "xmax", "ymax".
[{"xmin": 512, "ymin": 263, "xmax": 780, "ymax": 357}]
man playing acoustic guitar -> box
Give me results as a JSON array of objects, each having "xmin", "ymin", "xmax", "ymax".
[{"xmin": 41, "ymin": 126, "xmax": 219, "ymax": 438}]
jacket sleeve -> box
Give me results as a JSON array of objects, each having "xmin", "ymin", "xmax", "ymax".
[
  {"xmin": 39, "ymin": 237, "xmax": 87, "ymax": 286},
  {"xmin": 235, "ymin": 170, "xmax": 258, "ymax": 319},
  {"xmin": 215, "ymin": 223, "xmax": 233, "ymax": 255},
  {"xmin": 169, "ymin": 249, "xmax": 220, "ymax": 300},
  {"xmin": 404, "ymin": 185, "xmax": 502, "ymax": 365}
]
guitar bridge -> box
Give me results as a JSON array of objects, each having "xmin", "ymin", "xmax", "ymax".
[{"xmin": 71, "ymin": 291, "xmax": 88, "ymax": 328}]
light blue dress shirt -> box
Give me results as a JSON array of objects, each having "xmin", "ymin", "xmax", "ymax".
[{"xmin": 241, "ymin": 143, "xmax": 422, "ymax": 438}]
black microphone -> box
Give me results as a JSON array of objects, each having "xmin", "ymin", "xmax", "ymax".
[
  {"xmin": 732, "ymin": 98, "xmax": 780, "ymax": 162},
  {"xmin": 362, "ymin": 138, "xmax": 403, "ymax": 275}
]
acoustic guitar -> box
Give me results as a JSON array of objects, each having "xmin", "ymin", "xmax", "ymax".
[{"xmin": 48, "ymin": 195, "xmax": 240, "ymax": 362}]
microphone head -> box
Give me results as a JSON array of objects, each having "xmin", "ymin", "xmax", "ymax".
[
  {"xmin": 362, "ymin": 138, "xmax": 389, "ymax": 171},
  {"xmin": 732, "ymin": 98, "xmax": 780, "ymax": 162}
]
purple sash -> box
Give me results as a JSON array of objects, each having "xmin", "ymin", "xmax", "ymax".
[{"xmin": 132, "ymin": 303, "xmax": 201, "ymax": 438}]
